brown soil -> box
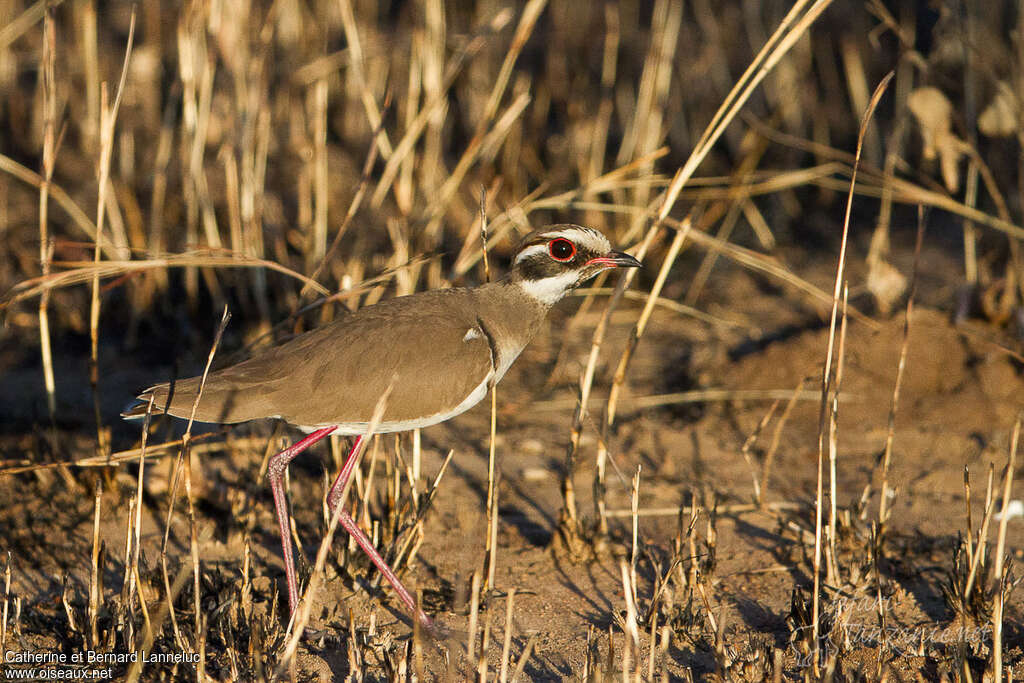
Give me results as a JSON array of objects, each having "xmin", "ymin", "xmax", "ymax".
[
  {"xmin": 2, "ymin": 238, "xmax": 1022, "ymax": 680},
  {"xmin": 1, "ymin": 2, "xmax": 1024, "ymax": 680}
]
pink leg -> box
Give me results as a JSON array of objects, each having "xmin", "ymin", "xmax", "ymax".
[
  {"xmin": 325, "ymin": 435, "xmax": 363, "ymax": 513},
  {"xmin": 325, "ymin": 439, "xmax": 436, "ymax": 633},
  {"xmin": 266, "ymin": 426, "xmax": 338, "ymax": 616},
  {"xmin": 269, "ymin": 431, "xmax": 436, "ymax": 633}
]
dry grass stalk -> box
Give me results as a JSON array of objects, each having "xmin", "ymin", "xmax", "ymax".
[
  {"xmin": 684, "ymin": 197, "xmax": 744, "ymax": 306},
  {"xmin": 749, "ymin": 116, "xmax": 1024, "ymax": 239},
  {"xmin": 155, "ymin": 306, "xmax": 230, "ymax": 656},
  {"xmin": 740, "ymin": 401, "xmax": 779, "ymax": 506},
  {"xmin": 877, "ymin": 208, "xmax": 927, "ymax": 529},
  {"xmin": 825, "ymin": 284, "xmax": 848, "ymax": 586},
  {"xmin": 76, "ymin": 1, "xmax": 99, "ymax": 149},
  {"xmin": 37, "ymin": 7, "xmax": 57, "ymax": 421},
  {"xmin": 358, "ymin": 440, "xmax": 381, "ymax": 533},
  {"xmin": 964, "ymin": 466, "xmax": 975, "ymax": 568},
  {"xmin": 605, "ymin": 500, "xmax": 803, "ymax": 518},
  {"xmin": 124, "ymin": 562, "xmax": 191, "ymax": 682},
  {"xmin": 421, "ymin": 0, "xmax": 545, "ymax": 239},
  {"xmin": 0, "ymin": 431, "xmax": 240, "ymax": 475},
  {"xmin": 499, "ymin": 588, "xmax": 516, "ymax": 683},
  {"xmin": 485, "ymin": 460, "xmax": 501, "ymax": 591},
  {"xmin": 618, "ymin": 0, "xmax": 682, "ymax": 242},
  {"xmin": 386, "ymin": 448, "xmax": 454, "ymax": 577},
  {"xmin": 88, "ymin": 11, "xmax": 136, "ymax": 458},
  {"xmin": 336, "ymin": 0, "xmax": 393, "ymax": 161},
  {"xmin": 277, "ymin": 381, "xmax": 394, "ymax": 673},
  {"xmin": 656, "ymin": 0, "xmax": 837, "ymax": 221},
  {"xmin": 509, "ymin": 632, "xmax": 537, "ymax": 682},
  {"xmin": 557, "ymin": 212, "xmax": 663, "ymax": 547},
  {"xmin": 88, "ymin": 478, "xmax": 102, "ymax": 649},
  {"xmin": 630, "ymin": 466, "xmax": 641, "ymax": 596},
  {"xmin": 3, "ymin": 250, "xmax": 331, "ymax": 307},
  {"xmin": 468, "ymin": 569, "xmax": 482, "ymax": 666},
  {"xmin": 647, "ymin": 611, "xmax": 658, "ymax": 681},
  {"xmin": 311, "ymin": 77, "xmax": 329, "ymax": 270},
  {"xmin": 370, "ymin": 8, "xmax": 514, "ymax": 208},
  {"xmin": 962, "ymin": 161, "xmax": 980, "ymax": 286},
  {"xmin": 664, "ymin": 215, "xmax": 877, "ymax": 328},
  {"xmin": 572, "ymin": 286, "xmax": 749, "ymax": 328},
  {"xmin": 185, "ymin": 309, "xmax": 230, "ymax": 651},
  {"xmin": 480, "ymin": 190, "xmax": 501, "ymax": 591},
  {"xmin": 760, "ymin": 378, "xmax": 807, "ymax": 503},
  {"xmin": 870, "ymin": 521, "xmax": 887, "ymax": 677},
  {"xmin": 477, "ymin": 594, "xmax": 493, "ymax": 682},
  {"xmin": 684, "ymin": 131, "xmax": 769, "ymax": 304},
  {"xmin": 0, "ymin": 152, "xmax": 104, "ymax": 248},
  {"xmin": 964, "ymin": 466, "xmax": 997, "ymax": 602},
  {"xmin": 990, "ymin": 414, "xmax": 1020, "ymax": 683},
  {"xmin": 0, "ymin": 1, "xmax": 55, "ymax": 51},
  {"xmin": 812, "ymin": 168, "xmax": 1024, "ymax": 241},
  {"xmin": 595, "ymin": 221, "xmax": 689, "ymax": 534},
  {"xmin": 619, "ymin": 558, "xmax": 642, "ymax": 682},
  {"xmin": 537, "ymin": 387, "xmax": 830, "ymax": 415},
  {"xmin": 424, "ymin": 92, "xmax": 530, "ymax": 240},
  {"xmin": 412, "ymin": 429, "xmax": 422, "ymax": 489},
  {"xmin": 302, "ymin": 102, "xmax": 387, "ymax": 299},
  {"xmin": 812, "ymin": 70, "xmax": 893, "ymax": 673},
  {"xmin": 1, "ymin": 553, "xmax": 10, "ymax": 659},
  {"xmin": 414, "ymin": 591, "xmax": 425, "ymax": 680},
  {"xmin": 581, "ymin": 2, "xmax": 619, "ymax": 223},
  {"xmin": 121, "ymin": 395, "xmax": 155, "ymax": 649}
]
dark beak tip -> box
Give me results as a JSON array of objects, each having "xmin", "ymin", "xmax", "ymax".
[{"xmin": 612, "ymin": 251, "xmax": 642, "ymax": 268}]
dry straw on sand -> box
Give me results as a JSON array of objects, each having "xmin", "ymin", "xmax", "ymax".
[{"xmin": 1, "ymin": 0, "xmax": 1023, "ymax": 680}]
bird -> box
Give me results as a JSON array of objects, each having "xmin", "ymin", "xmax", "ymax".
[{"xmin": 123, "ymin": 224, "xmax": 641, "ymax": 633}]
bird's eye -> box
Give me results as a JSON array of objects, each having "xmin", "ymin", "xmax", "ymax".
[{"xmin": 548, "ymin": 238, "xmax": 576, "ymax": 262}]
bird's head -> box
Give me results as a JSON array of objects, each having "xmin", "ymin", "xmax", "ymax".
[{"xmin": 507, "ymin": 224, "xmax": 642, "ymax": 305}]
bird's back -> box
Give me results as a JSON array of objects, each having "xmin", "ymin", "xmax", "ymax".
[{"xmin": 129, "ymin": 288, "xmax": 498, "ymax": 431}]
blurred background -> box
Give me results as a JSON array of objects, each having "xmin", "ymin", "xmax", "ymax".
[{"xmin": 2, "ymin": 1, "xmax": 1019, "ymax": 435}]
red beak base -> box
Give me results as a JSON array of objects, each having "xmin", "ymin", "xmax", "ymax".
[{"xmin": 586, "ymin": 251, "xmax": 642, "ymax": 268}]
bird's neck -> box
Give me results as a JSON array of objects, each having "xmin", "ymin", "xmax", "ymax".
[{"xmin": 473, "ymin": 280, "xmax": 552, "ymax": 378}]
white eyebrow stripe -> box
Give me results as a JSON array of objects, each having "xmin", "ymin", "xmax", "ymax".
[
  {"xmin": 538, "ymin": 228, "xmax": 610, "ymax": 254},
  {"xmin": 538, "ymin": 228, "xmax": 586, "ymax": 242},
  {"xmin": 514, "ymin": 228, "xmax": 612, "ymax": 264},
  {"xmin": 513, "ymin": 243, "xmax": 550, "ymax": 264}
]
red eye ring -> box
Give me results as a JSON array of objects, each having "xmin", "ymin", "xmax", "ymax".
[{"xmin": 548, "ymin": 238, "xmax": 576, "ymax": 262}]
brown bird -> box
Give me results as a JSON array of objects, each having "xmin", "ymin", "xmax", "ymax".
[{"xmin": 124, "ymin": 224, "xmax": 640, "ymax": 632}]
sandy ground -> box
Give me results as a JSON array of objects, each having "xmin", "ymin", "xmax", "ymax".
[{"xmin": 1, "ymin": 235, "xmax": 1022, "ymax": 680}]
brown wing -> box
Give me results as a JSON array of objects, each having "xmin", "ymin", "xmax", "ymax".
[{"xmin": 130, "ymin": 289, "xmax": 496, "ymax": 427}]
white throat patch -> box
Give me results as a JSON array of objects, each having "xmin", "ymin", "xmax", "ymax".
[{"xmin": 516, "ymin": 270, "xmax": 581, "ymax": 306}]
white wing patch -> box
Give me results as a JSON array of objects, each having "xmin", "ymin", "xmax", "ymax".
[{"xmin": 463, "ymin": 327, "xmax": 482, "ymax": 342}]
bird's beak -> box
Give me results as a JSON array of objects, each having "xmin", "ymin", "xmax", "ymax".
[{"xmin": 586, "ymin": 251, "xmax": 642, "ymax": 269}]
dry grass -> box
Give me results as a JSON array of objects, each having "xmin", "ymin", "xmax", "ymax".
[{"xmin": 1, "ymin": 0, "xmax": 1023, "ymax": 680}]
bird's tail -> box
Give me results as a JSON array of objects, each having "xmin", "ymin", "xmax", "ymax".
[{"xmin": 121, "ymin": 385, "xmax": 170, "ymax": 420}]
